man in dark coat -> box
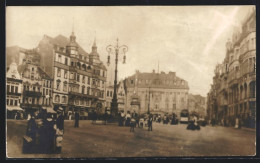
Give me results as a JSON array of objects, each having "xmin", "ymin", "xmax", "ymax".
[
  {"xmin": 38, "ymin": 113, "xmax": 56, "ymax": 154},
  {"xmin": 74, "ymin": 111, "xmax": 80, "ymax": 128},
  {"xmin": 23, "ymin": 114, "xmax": 38, "ymax": 153},
  {"xmin": 56, "ymin": 108, "xmax": 64, "ymax": 131},
  {"xmin": 148, "ymin": 114, "xmax": 153, "ymax": 131}
]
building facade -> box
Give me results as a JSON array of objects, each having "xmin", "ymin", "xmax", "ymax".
[
  {"xmin": 187, "ymin": 94, "xmax": 207, "ymax": 118},
  {"xmin": 18, "ymin": 49, "xmax": 44, "ymax": 118},
  {"xmin": 207, "ymin": 7, "xmax": 256, "ymax": 128},
  {"xmin": 6, "ymin": 62, "xmax": 23, "ymax": 118},
  {"xmin": 124, "ymin": 70, "xmax": 189, "ymax": 118},
  {"xmin": 105, "ymin": 80, "xmax": 127, "ymax": 113},
  {"xmin": 38, "ymin": 32, "xmax": 107, "ymax": 116}
]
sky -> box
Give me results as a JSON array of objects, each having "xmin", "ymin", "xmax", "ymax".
[{"xmin": 6, "ymin": 6, "xmax": 254, "ymax": 96}]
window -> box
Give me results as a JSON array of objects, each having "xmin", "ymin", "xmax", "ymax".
[
  {"xmin": 103, "ymin": 71, "xmax": 105, "ymax": 77},
  {"xmin": 87, "ymin": 87, "xmax": 90, "ymax": 95},
  {"xmin": 107, "ymin": 91, "xmax": 109, "ymax": 97},
  {"xmin": 11, "ymin": 86, "xmax": 14, "ymax": 93},
  {"xmin": 82, "ymin": 76, "xmax": 85, "ymax": 83},
  {"xmin": 77, "ymin": 74, "xmax": 80, "ymax": 82},
  {"xmin": 65, "ymin": 57, "xmax": 68, "ymax": 65},
  {"xmin": 58, "ymin": 55, "xmax": 62, "ymax": 62},
  {"xmin": 10, "ymin": 99, "xmax": 13, "ymax": 106},
  {"xmin": 57, "ymin": 68, "xmax": 61, "ymax": 77},
  {"xmin": 14, "ymin": 100, "xmax": 18, "ymax": 106},
  {"xmin": 32, "ymin": 98, "xmax": 35, "ymax": 104},
  {"xmin": 7, "ymin": 85, "xmax": 10, "ymax": 92},
  {"xmin": 55, "ymin": 95, "xmax": 60, "ymax": 103},
  {"xmin": 110, "ymin": 91, "xmax": 113, "ymax": 97},
  {"xmin": 38, "ymin": 87, "xmax": 40, "ymax": 92},
  {"xmin": 88, "ymin": 77, "xmax": 90, "ymax": 84},
  {"xmin": 92, "ymin": 79, "xmax": 96, "ymax": 85},
  {"xmin": 64, "ymin": 70, "xmax": 68, "ymax": 79},
  {"xmin": 82, "ymin": 86, "xmax": 85, "ymax": 94},
  {"xmin": 56, "ymin": 80, "xmax": 61, "ymax": 90},
  {"xmin": 43, "ymin": 88, "xmax": 45, "ymax": 95},
  {"xmin": 70, "ymin": 72, "xmax": 74, "ymax": 79},
  {"xmin": 6, "ymin": 99, "xmax": 9, "ymax": 105},
  {"xmin": 49, "ymin": 90, "xmax": 52, "ymax": 96},
  {"xmin": 63, "ymin": 82, "xmax": 67, "ymax": 92},
  {"xmin": 62, "ymin": 96, "xmax": 67, "ymax": 103},
  {"xmin": 71, "ymin": 62, "xmax": 74, "ymax": 66}
]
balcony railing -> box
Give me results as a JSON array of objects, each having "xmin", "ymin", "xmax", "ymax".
[
  {"xmin": 6, "ymin": 91, "xmax": 22, "ymax": 96},
  {"xmin": 23, "ymin": 90, "xmax": 42, "ymax": 97}
]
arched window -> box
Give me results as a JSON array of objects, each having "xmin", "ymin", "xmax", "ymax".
[
  {"xmin": 240, "ymin": 86, "xmax": 243, "ymax": 100},
  {"xmin": 244, "ymin": 83, "xmax": 247, "ymax": 98},
  {"xmin": 55, "ymin": 95, "xmax": 60, "ymax": 103},
  {"xmin": 62, "ymin": 96, "xmax": 67, "ymax": 103},
  {"xmin": 82, "ymin": 64, "xmax": 87, "ymax": 71},
  {"xmin": 56, "ymin": 80, "xmax": 61, "ymax": 90},
  {"xmin": 249, "ymin": 81, "xmax": 256, "ymax": 98},
  {"xmin": 77, "ymin": 62, "xmax": 81, "ymax": 69}
]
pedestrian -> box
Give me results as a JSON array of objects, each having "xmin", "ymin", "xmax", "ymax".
[
  {"xmin": 23, "ymin": 114, "xmax": 38, "ymax": 153},
  {"xmin": 130, "ymin": 117, "xmax": 136, "ymax": 132},
  {"xmin": 38, "ymin": 111, "xmax": 56, "ymax": 154},
  {"xmin": 55, "ymin": 107, "xmax": 64, "ymax": 153},
  {"xmin": 74, "ymin": 110, "xmax": 80, "ymax": 128},
  {"xmin": 148, "ymin": 114, "xmax": 153, "ymax": 131}
]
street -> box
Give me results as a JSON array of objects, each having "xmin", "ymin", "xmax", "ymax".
[{"xmin": 6, "ymin": 120, "xmax": 256, "ymax": 158}]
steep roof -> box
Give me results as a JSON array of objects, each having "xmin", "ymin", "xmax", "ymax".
[
  {"xmin": 38, "ymin": 67, "xmax": 52, "ymax": 80},
  {"xmin": 125, "ymin": 71, "xmax": 189, "ymax": 89},
  {"xmin": 42, "ymin": 34, "xmax": 89, "ymax": 56}
]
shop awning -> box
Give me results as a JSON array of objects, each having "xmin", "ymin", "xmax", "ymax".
[{"xmin": 7, "ymin": 106, "xmax": 23, "ymax": 111}]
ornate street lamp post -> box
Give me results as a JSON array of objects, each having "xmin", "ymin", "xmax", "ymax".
[{"xmin": 106, "ymin": 38, "xmax": 128, "ymax": 117}]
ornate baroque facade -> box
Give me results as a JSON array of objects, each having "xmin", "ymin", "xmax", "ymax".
[{"xmin": 207, "ymin": 7, "xmax": 256, "ymax": 128}]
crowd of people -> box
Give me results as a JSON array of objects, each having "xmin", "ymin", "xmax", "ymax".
[
  {"xmin": 117, "ymin": 111, "xmax": 154, "ymax": 132},
  {"xmin": 23, "ymin": 107, "xmax": 65, "ymax": 154}
]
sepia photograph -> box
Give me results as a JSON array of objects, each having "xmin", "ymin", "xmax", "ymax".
[{"xmin": 5, "ymin": 6, "xmax": 256, "ymax": 158}]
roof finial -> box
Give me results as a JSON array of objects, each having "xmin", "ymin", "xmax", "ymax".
[
  {"xmin": 72, "ymin": 17, "xmax": 75, "ymax": 34},
  {"xmin": 94, "ymin": 30, "xmax": 96, "ymax": 46}
]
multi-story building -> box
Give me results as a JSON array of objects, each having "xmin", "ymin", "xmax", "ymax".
[
  {"xmin": 39, "ymin": 68, "xmax": 53, "ymax": 113},
  {"xmin": 105, "ymin": 80, "xmax": 127, "ymax": 113},
  {"xmin": 18, "ymin": 49, "xmax": 44, "ymax": 118},
  {"xmin": 188, "ymin": 94, "xmax": 207, "ymax": 118},
  {"xmin": 207, "ymin": 7, "xmax": 256, "ymax": 128},
  {"xmin": 6, "ymin": 61, "xmax": 23, "ymax": 118},
  {"xmin": 124, "ymin": 70, "xmax": 189, "ymax": 118},
  {"xmin": 37, "ymin": 32, "xmax": 107, "ymax": 116}
]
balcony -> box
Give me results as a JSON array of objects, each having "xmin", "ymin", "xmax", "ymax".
[
  {"xmin": 23, "ymin": 90, "xmax": 42, "ymax": 97},
  {"xmin": 69, "ymin": 91, "xmax": 94, "ymax": 98},
  {"xmin": 7, "ymin": 91, "xmax": 22, "ymax": 96}
]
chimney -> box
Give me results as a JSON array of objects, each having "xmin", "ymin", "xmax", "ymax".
[{"xmin": 169, "ymin": 71, "xmax": 176, "ymax": 76}]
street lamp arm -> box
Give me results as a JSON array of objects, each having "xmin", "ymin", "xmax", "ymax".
[
  {"xmin": 119, "ymin": 45, "xmax": 128, "ymax": 54},
  {"xmin": 106, "ymin": 45, "xmax": 114, "ymax": 54}
]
